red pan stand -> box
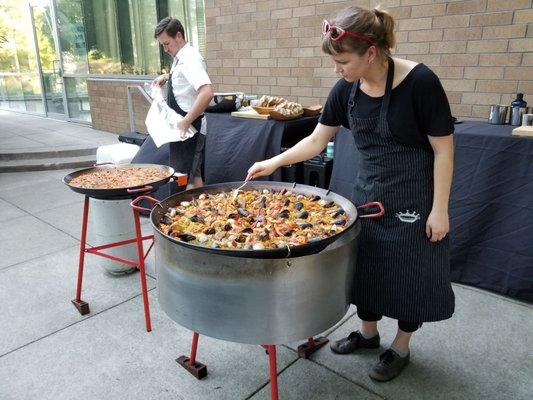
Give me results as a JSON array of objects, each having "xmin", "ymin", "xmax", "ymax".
[
  {"xmin": 178, "ymin": 332, "xmax": 328, "ymax": 400},
  {"xmin": 71, "ymin": 174, "xmax": 188, "ymax": 332}
]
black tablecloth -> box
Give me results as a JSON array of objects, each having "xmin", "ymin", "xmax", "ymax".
[
  {"xmin": 204, "ymin": 113, "xmax": 319, "ymax": 184},
  {"xmin": 329, "ymin": 121, "xmax": 533, "ymax": 302}
]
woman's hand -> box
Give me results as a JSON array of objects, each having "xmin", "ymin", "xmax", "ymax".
[
  {"xmin": 425, "ymin": 210, "xmax": 449, "ymax": 242},
  {"xmin": 153, "ymin": 74, "xmax": 168, "ymax": 87},
  {"xmin": 246, "ymin": 159, "xmax": 279, "ymax": 181}
]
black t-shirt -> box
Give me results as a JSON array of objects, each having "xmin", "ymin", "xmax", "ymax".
[{"xmin": 319, "ymin": 63, "xmax": 454, "ymax": 148}]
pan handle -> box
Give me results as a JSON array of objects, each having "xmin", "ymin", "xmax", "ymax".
[
  {"xmin": 127, "ymin": 185, "xmax": 154, "ymax": 195},
  {"xmin": 130, "ymin": 195, "xmax": 160, "ymax": 212},
  {"xmin": 357, "ymin": 201, "xmax": 384, "ymax": 219}
]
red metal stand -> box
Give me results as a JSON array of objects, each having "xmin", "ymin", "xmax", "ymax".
[
  {"xmin": 178, "ymin": 332, "xmax": 281, "ymax": 400},
  {"xmin": 72, "ymin": 190, "xmax": 157, "ymax": 332},
  {"xmin": 176, "ymin": 332, "xmax": 208, "ymax": 379},
  {"xmin": 297, "ymin": 336, "xmax": 329, "ymax": 359},
  {"xmin": 266, "ymin": 345, "xmax": 279, "ymax": 400}
]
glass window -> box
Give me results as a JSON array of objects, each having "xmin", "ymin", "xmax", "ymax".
[
  {"xmin": 0, "ymin": 2, "xmax": 43, "ymax": 113},
  {"xmin": 55, "ymin": 0, "xmax": 88, "ymax": 74},
  {"xmin": 22, "ymin": 73, "xmax": 44, "ymax": 113},
  {"xmin": 64, "ymin": 76, "xmax": 90, "ymax": 122},
  {"xmin": 83, "ymin": 0, "xmax": 160, "ymax": 75}
]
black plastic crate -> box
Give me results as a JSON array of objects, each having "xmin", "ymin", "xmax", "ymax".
[{"xmin": 118, "ymin": 131, "xmax": 148, "ymax": 146}]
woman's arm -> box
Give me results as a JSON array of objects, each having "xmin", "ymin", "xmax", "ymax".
[
  {"xmin": 246, "ymin": 123, "xmax": 339, "ymax": 181},
  {"xmin": 426, "ymin": 134, "xmax": 454, "ymax": 242}
]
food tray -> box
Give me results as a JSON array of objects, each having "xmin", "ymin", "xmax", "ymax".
[{"xmin": 252, "ymin": 106, "xmax": 275, "ymax": 115}]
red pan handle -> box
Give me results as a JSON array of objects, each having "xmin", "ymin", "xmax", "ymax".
[
  {"xmin": 127, "ymin": 185, "xmax": 154, "ymax": 195},
  {"xmin": 130, "ymin": 195, "xmax": 159, "ymax": 212},
  {"xmin": 357, "ymin": 201, "xmax": 384, "ymax": 219}
]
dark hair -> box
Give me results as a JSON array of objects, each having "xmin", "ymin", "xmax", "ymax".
[
  {"xmin": 322, "ymin": 6, "xmax": 395, "ymax": 58},
  {"xmin": 154, "ymin": 17, "xmax": 185, "ymax": 40}
]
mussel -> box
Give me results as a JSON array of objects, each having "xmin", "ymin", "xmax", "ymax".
[
  {"xmin": 241, "ymin": 227, "xmax": 253, "ymax": 234},
  {"xmin": 259, "ymin": 196, "xmax": 267, "ymax": 208},
  {"xmin": 203, "ymin": 227, "xmax": 216, "ymax": 235},
  {"xmin": 298, "ymin": 222, "xmax": 313, "ymax": 229},
  {"xmin": 297, "ymin": 211, "xmax": 309, "ymax": 219},
  {"xmin": 311, "ymin": 195, "xmax": 321, "ymax": 201},
  {"xmin": 190, "ymin": 215, "xmax": 203, "ymax": 223},
  {"xmin": 282, "ymin": 229, "xmax": 294, "ymax": 237},
  {"xmin": 237, "ymin": 207, "xmax": 249, "ymax": 217},
  {"xmin": 294, "ymin": 202, "xmax": 304, "ymax": 211},
  {"xmin": 160, "ymin": 215, "xmax": 173, "ymax": 225},
  {"xmin": 278, "ymin": 209, "xmax": 290, "ymax": 218},
  {"xmin": 332, "ymin": 219, "xmax": 346, "ymax": 226},
  {"xmin": 178, "ymin": 234, "xmax": 196, "ymax": 242},
  {"xmin": 224, "ymin": 223, "xmax": 232, "ymax": 231},
  {"xmin": 328, "ymin": 208, "xmax": 345, "ymax": 218}
]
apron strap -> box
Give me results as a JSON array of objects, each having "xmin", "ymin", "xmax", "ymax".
[
  {"xmin": 379, "ymin": 57, "xmax": 394, "ymax": 120},
  {"xmin": 347, "ymin": 80, "xmax": 359, "ymax": 131},
  {"xmin": 167, "ymin": 71, "xmax": 203, "ymax": 132}
]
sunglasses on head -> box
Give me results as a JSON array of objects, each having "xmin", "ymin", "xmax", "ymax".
[{"xmin": 322, "ymin": 19, "xmax": 375, "ymax": 46}]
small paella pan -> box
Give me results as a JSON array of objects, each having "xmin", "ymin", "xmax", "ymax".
[{"xmin": 63, "ymin": 163, "xmax": 175, "ymax": 199}]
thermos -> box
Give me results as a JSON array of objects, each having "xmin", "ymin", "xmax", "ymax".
[
  {"xmin": 509, "ymin": 93, "xmax": 528, "ymax": 126},
  {"xmin": 488, "ymin": 105, "xmax": 508, "ymax": 124}
]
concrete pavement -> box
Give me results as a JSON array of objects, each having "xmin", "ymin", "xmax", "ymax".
[{"xmin": 0, "ymin": 111, "xmax": 531, "ymax": 400}]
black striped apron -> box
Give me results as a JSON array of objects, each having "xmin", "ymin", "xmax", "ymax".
[{"xmin": 349, "ymin": 58, "xmax": 455, "ymax": 322}]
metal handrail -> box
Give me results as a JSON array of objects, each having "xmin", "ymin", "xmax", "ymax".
[{"xmin": 125, "ymin": 85, "xmax": 153, "ymax": 132}]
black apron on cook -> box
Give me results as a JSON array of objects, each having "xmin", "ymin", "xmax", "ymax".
[
  {"xmin": 131, "ymin": 71, "xmax": 202, "ymax": 195},
  {"xmin": 349, "ymin": 58, "xmax": 454, "ymax": 322}
]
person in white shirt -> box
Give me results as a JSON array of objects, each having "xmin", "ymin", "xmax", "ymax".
[{"xmin": 132, "ymin": 17, "xmax": 213, "ymax": 190}]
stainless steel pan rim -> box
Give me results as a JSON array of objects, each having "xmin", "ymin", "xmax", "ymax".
[{"xmin": 150, "ymin": 181, "xmax": 359, "ymax": 259}]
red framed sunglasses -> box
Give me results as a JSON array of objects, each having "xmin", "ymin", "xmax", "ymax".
[{"xmin": 322, "ymin": 20, "xmax": 375, "ymax": 46}]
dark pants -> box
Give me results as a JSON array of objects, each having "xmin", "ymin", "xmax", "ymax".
[{"xmin": 357, "ymin": 308, "xmax": 422, "ymax": 333}]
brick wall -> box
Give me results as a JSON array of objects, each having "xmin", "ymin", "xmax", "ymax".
[
  {"xmin": 205, "ymin": 0, "xmax": 532, "ymax": 120},
  {"xmin": 87, "ymin": 78, "xmax": 152, "ymax": 134}
]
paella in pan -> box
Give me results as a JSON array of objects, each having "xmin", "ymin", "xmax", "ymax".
[{"xmin": 158, "ymin": 188, "xmax": 349, "ymax": 251}]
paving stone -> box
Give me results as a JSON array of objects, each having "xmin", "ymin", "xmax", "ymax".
[
  {"xmin": 0, "ymin": 214, "xmax": 77, "ymax": 270},
  {"xmin": 308, "ymin": 285, "xmax": 533, "ymax": 400},
  {"xmin": 0, "ymin": 291, "xmax": 297, "ymax": 400},
  {"xmin": 251, "ymin": 358, "xmax": 382, "ymax": 400},
  {"xmin": 0, "ymin": 246, "xmax": 156, "ymax": 356}
]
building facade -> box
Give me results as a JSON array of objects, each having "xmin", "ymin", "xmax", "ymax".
[
  {"xmin": 0, "ymin": 0, "xmax": 205, "ymax": 129},
  {"xmin": 1, "ymin": 0, "xmax": 532, "ymax": 134}
]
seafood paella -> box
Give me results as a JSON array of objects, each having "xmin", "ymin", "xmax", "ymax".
[
  {"xmin": 69, "ymin": 166, "xmax": 170, "ymax": 189},
  {"xmin": 158, "ymin": 188, "xmax": 349, "ymax": 250}
]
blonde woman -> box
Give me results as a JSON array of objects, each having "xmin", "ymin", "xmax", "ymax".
[{"xmin": 247, "ymin": 6, "xmax": 455, "ymax": 381}]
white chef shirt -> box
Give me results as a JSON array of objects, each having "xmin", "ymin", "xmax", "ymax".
[{"xmin": 170, "ymin": 43, "xmax": 211, "ymax": 134}]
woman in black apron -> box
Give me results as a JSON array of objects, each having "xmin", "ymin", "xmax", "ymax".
[{"xmin": 246, "ymin": 6, "xmax": 455, "ymax": 382}]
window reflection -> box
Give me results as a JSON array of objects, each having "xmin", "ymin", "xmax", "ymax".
[{"xmin": 0, "ymin": 0, "xmax": 206, "ymax": 118}]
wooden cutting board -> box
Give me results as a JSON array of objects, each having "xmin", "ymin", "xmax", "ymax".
[
  {"xmin": 512, "ymin": 125, "xmax": 533, "ymax": 137},
  {"xmin": 231, "ymin": 110, "xmax": 270, "ymax": 120}
]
